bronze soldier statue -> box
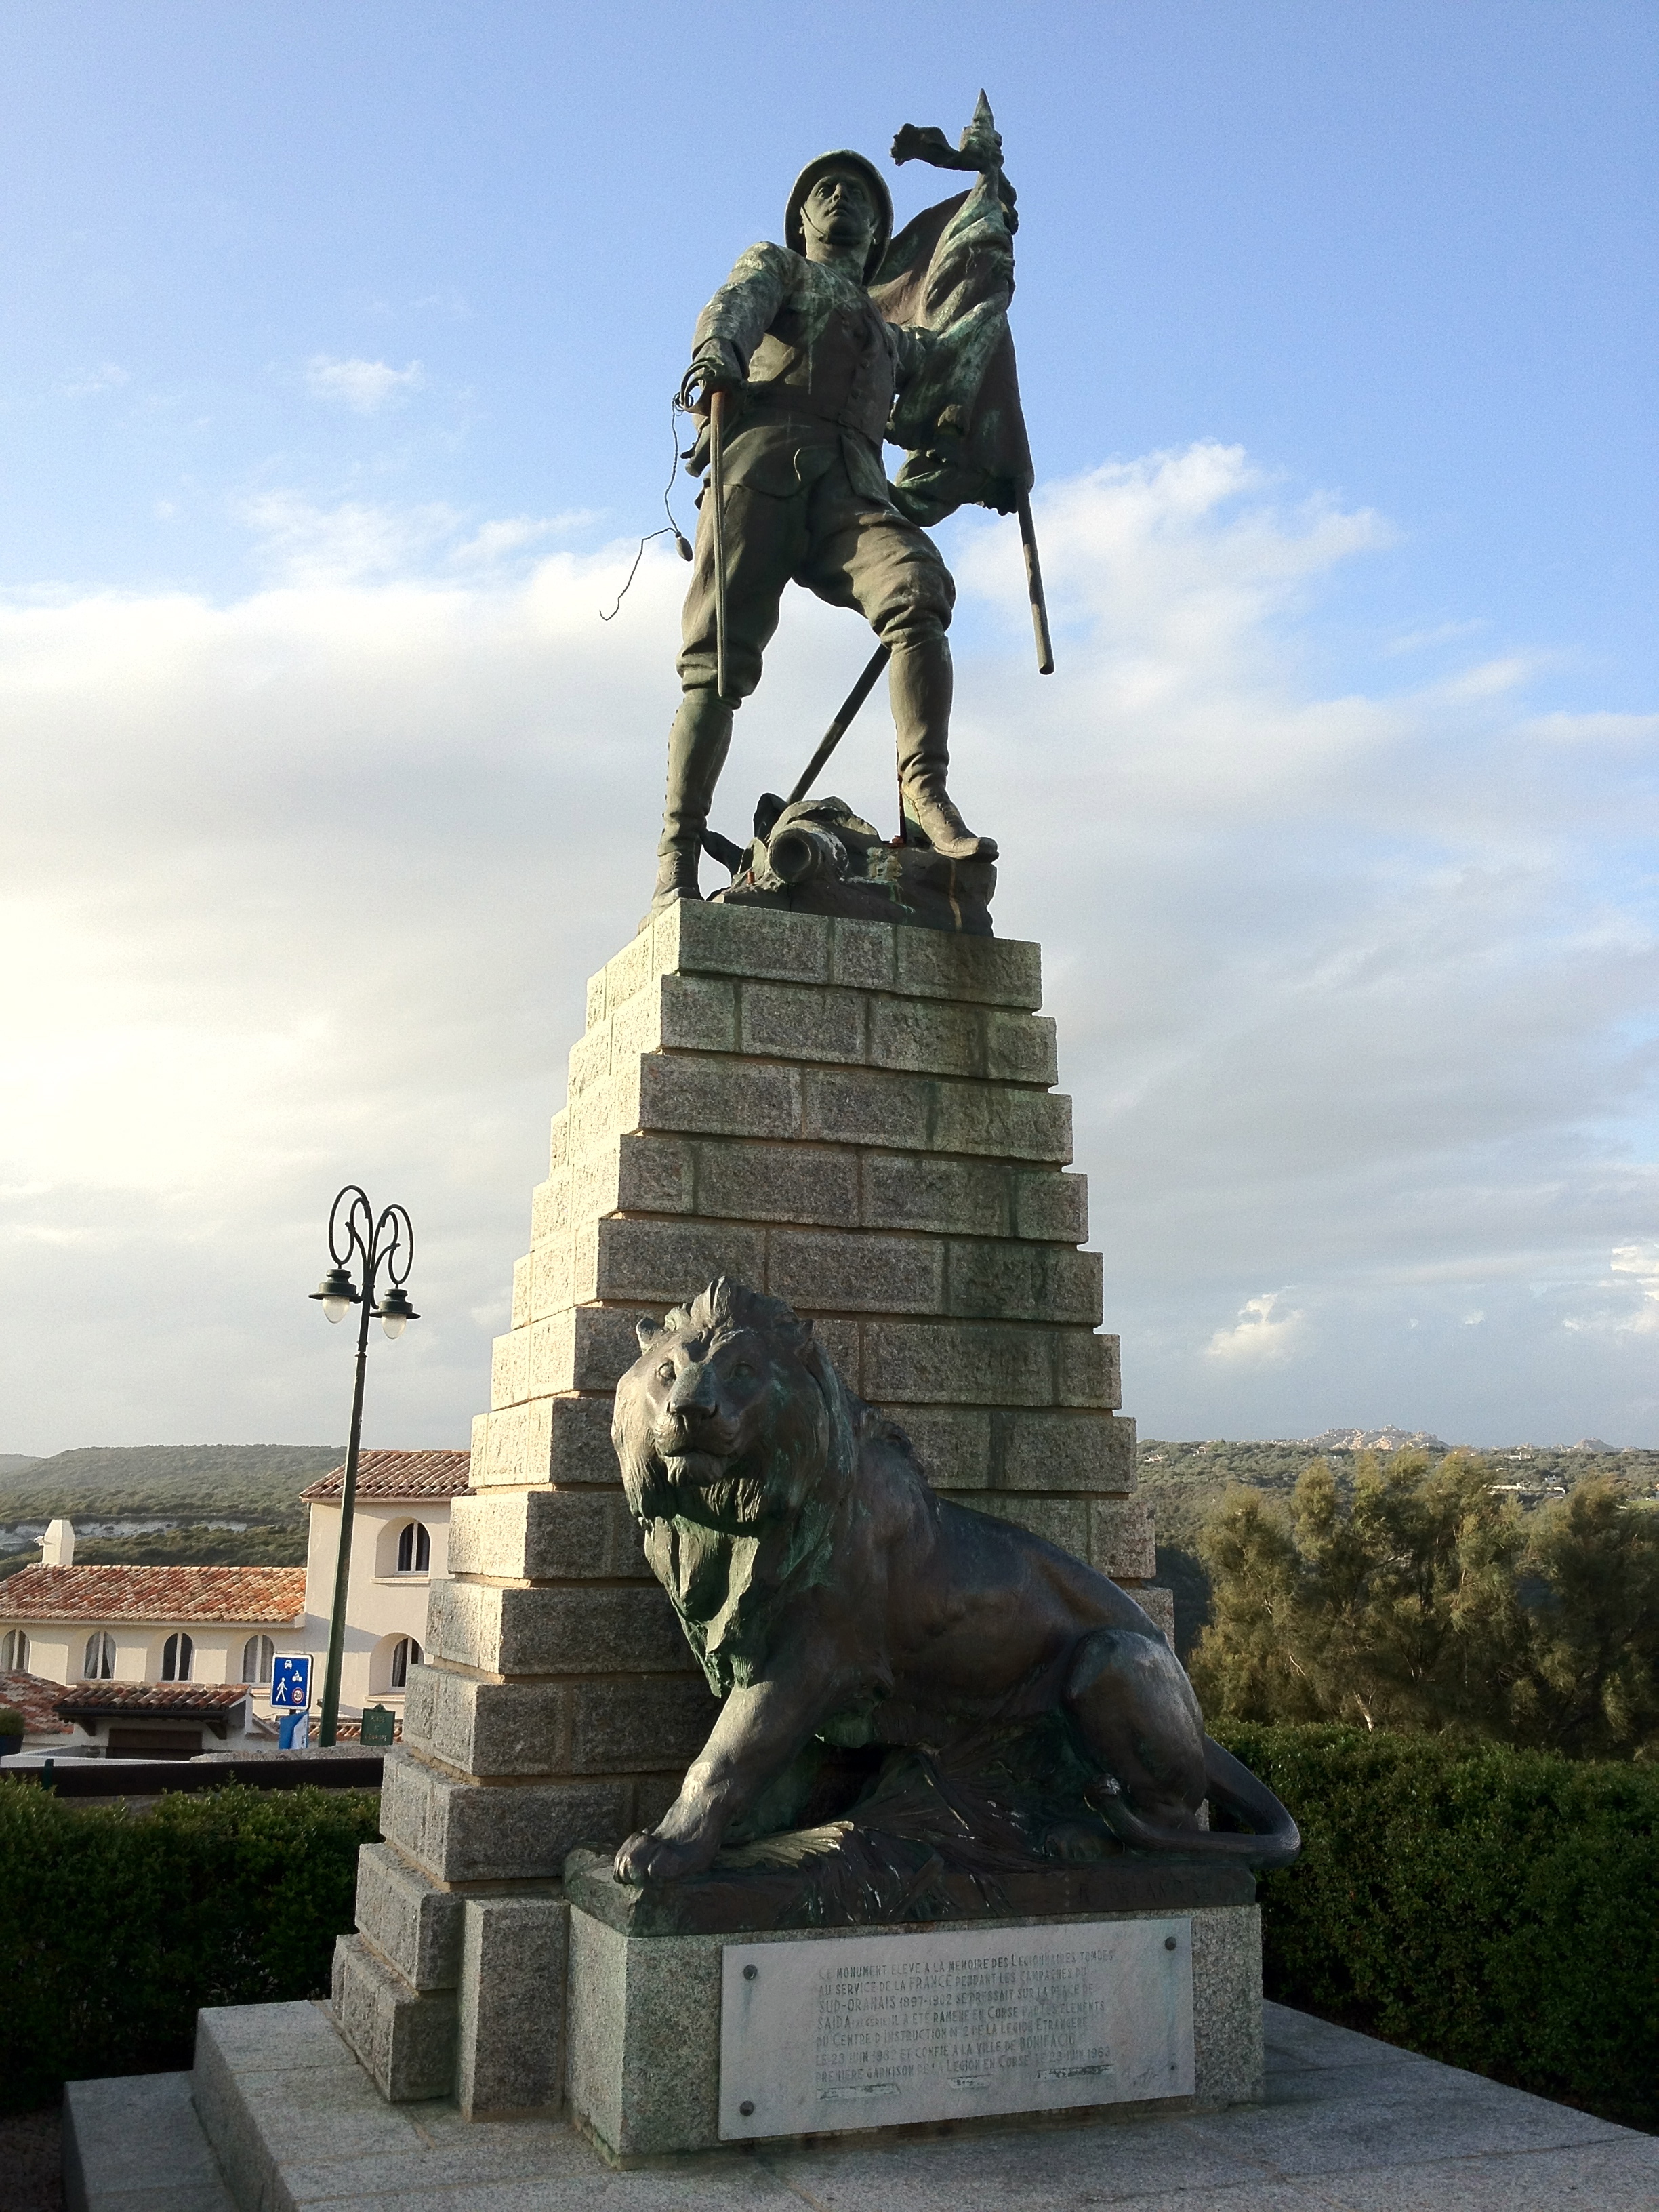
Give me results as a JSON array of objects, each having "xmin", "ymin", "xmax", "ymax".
[{"xmin": 655, "ymin": 110, "xmax": 1033, "ymax": 912}]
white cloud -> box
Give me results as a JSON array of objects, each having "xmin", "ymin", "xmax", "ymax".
[
  {"xmin": 1206, "ymin": 1294, "xmax": 1307, "ymax": 1366},
  {"xmin": 305, "ymin": 355, "xmax": 424, "ymax": 413},
  {"xmin": 60, "ymin": 363, "xmax": 130, "ymax": 398},
  {"xmin": 1612, "ymin": 1244, "xmax": 1659, "ymax": 1336},
  {"xmin": 1, "ymin": 443, "xmax": 1654, "ymax": 1451}
]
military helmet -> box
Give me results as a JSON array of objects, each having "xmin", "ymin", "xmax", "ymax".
[{"xmin": 785, "ymin": 150, "xmax": 893, "ymax": 283}]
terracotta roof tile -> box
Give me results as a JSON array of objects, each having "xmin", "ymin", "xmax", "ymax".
[
  {"xmin": 0, "ymin": 1565, "xmax": 307, "ymax": 1624},
  {"xmin": 0, "ymin": 1670, "xmax": 73, "ymax": 1735},
  {"xmin": 300, "ymin": 1448, "xmax": 471, "ymax": 1503},
  {"xmin": 55, "ymin": 1682, "xmax": 247, "ymax": 1719}
]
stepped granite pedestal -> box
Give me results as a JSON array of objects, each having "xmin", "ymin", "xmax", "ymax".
[{"xmin": 334, "ymin": 899, "xmax": 1172, "ymax": 2123}]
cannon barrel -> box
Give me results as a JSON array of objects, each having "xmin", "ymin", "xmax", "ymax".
[{"xmin": 766, "ymin": 822, "xmax": 847, "ymax": 886}]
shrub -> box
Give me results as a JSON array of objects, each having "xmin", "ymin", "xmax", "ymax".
[
  {"xmin": 0, "ymin": 1708, "xmax": 24, "ymax": 1736},
  {"xmin": 0, "ymin": 1780, "xmax": 377, "ymax": 2110},
  {"xmin": 1220, "ymin": 1723, "xmax": 1659, "ymax": 2129}
]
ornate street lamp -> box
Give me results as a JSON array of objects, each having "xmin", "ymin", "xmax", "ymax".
[{"xmin": 308, "ymin": 1185, "xmax": 419, "ymax": 1748}]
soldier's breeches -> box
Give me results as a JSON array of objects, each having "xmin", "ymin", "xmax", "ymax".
[{"xmin": 676, "ymin": 467, "xmax": 954, "ymax": 699}]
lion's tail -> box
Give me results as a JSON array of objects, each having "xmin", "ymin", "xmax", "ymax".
[{"xmin": 1095, "ymin": 1736, "xmax": 1301, "ymax": 1869}]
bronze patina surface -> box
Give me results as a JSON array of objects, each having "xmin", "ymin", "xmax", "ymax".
[
  {"xmin": 654, "ymin": 100, "xmax": 1031, "ymax": 912},
  {"xmin": 605, "ymin": 1281, "xmax": 1298, "ymax": 1910}
]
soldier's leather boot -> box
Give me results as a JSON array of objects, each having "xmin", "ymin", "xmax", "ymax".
[
  {"xmin": 891, "ymin": 634, "xmax": 998, "ymax": 862},
  {"xmin": 653, "ymin": 687, "xmax": 734, "ymax": 909}
]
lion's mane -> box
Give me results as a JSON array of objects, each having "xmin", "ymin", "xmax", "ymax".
[{"xmin": 611, "ymin": 1279, "xmax": 922, "ymax": 1694}]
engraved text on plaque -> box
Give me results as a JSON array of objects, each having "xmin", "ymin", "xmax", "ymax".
[{"xmin": 719, "ymin": 1917, "xmax": 1195, "ymax": 2139}]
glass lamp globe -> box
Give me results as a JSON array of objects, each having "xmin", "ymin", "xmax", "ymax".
[
  {"xmin": 310, "ymin": 1267, "xmax": 357, "ymax": 1323},
  {"xmin": 378, "ymin": 1284, "xmax": 418, "ymax": 1340}
]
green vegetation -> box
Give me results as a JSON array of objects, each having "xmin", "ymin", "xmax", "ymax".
[
  {"xmin": 1192, "ymin": 1456, "xmax": 1659, "ymax": 1757},
  {"xmin": 1141, "ymin": 1437, "xmax": 1659, "ymax": 1657},
  {"xmin": 1220, "ymin": 1723, "xmax": 1659, "ymax": 2131},
  {"xmin": 0, "ymin": 1444, "xmax": 341, "ymax": 1523},
  {"xmin": 0, "ymin": 1780, "xmax": 377, "ymax": 2108},
  {"xmin": 0, "ymin": 1445, "xmax": 339, "ymax": 1577}
]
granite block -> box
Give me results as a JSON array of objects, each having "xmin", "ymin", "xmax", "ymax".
[
  {"xmin": 331, "ymin": 1932, "xmax": 457, "ymax": 2102},
  {"xmin": 587, "ymin": 1215, "xmax": 769, "ymax": 1305},
  {"xmin": 401, "ymin": 1668, "xmax": 569, "ymax": 1779},
  {"xmin": 380, "ymin": 1752, "xmax": 632, "ymax": 1881},
  {"xmin": 447, "ymin": 1486, "xmax": 649, "ymax": 1583},
  {"xmin": 567, "ymin": 1021, "xmax": 611, "ymax": 1099},
  {"xmin": 601, "ymin": 1131, "xmax": 699, "ymax": 1215},
  {"xmin": 949, "ymin": 1490, "xmax": 1090, "ymax": 1559},
  {"xmin": 529, "ymin": 1169, "xmax": 571, "ymax": 1246},
  {"xmin": 892, "ymin": 928, "xmax": 1042, "ymax": 1009},
  {"xmin": 694, "ymin": 1136, "xmax": 861, "ymax": 1227},
  {"xmin": 637, "ymin": 971, "xmax": 739, "ymax": 1055},
  {"xmin": 424, "ymin": 1580, "xmax": 691, "ymax": 1677},
  {"xmin": 1057, "ymin": 1328, "xmax": 1120, "ymax": 1408},
  {"xmin": 636, "ymin": 1052, "xmax": 802, "ymax": 1141},
  {"xmin": 1091, "ymin": 1496, "xmax": 1158, "ymax": 1579},
  {"xmin": 896, "ymin": 1405, "xmax": 994, "ymax": 1489},
  {"xmin": 802, "ymin": 1065, "xmax": 931, "ymax": 1150},
  {"xmin": 63, "ymin": 2070, "xmax": 235, "ymax": 2212},
  {"xmin": 565, "ymin": 1673, "xmax": 718, "ymax": 1774},
  {"xmin": 739, "ymin": 980, "xmax": 867, "ymax": 1064},
  {"xmin": 352, "ymin": 1841, "xmax": 464, "ymax": 1992},
  {"xmin": 862, "ymin": 1318, "xmax": 1065, "ymax": 1406},
  {"xmin": 861, "ymin": 1151, "xmax": 1010, "ymax": 1237},
  {"xmin": 658, "ymin": 899, "xmax": 832, "ymax": 985},
  {"xmin": 566, "ymin": 1899, "xmax": 1258, "ymax": 2161},
  {"xmin": 985, "ymin": 1008, "xmax": 1059, "ymax": 1085},
  {"xmin": 996, "ymin": 1408, "xmax": 1137, "ymax": 1493},
  {"xmin": 766, "ymin": 1226, "xmax": 945, "ymax": 1315},
  {"xmin": 457, "ymin": 1894, "xmax": 569, "ymax": 2119},
  {"xmin": 530, "ymin": 1237, "xmax": 573, "ymax": 1320},
  {"xmin": 491, "ymin": 1326, "xmax": 531, "ymax": 1411},
  {"xmin": 829, "ymin": 916, "xmax": 895, "ymax": 989},
  {"xmin": 946, "ymin": 1239, "xmax": 1103, "ymax": 1325},
  {"xmin": 867, "ymin": 993, "xmax": 986, "ymax": 1078}
]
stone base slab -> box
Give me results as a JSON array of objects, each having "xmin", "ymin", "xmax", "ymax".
[
  {"xmin": 64, "ymin": 1996, "xmax": 1658, "ymax": 2210},
  {"xmin": 566, "ymin": 1901, "xmax": 1264, "ymax": 2163}
]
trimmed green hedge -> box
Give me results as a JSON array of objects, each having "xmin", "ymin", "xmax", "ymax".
[
  {"xmin": 0, "ymin": 1780, "xmax": 378, "ymax": 2111},
  {"xmin": 1220, "ymin": 1723, "xmax": 1659, "ymax": 2129}
]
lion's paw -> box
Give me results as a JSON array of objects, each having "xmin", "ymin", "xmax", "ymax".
[{"xmin": 612, "ymin": 1828, "xmax": 716, "ymax": 1886}]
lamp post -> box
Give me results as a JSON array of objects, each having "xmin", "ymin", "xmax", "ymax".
[{"xmin": 308, "ymin": 1185, "xmax": 419, "ymax": 1748}]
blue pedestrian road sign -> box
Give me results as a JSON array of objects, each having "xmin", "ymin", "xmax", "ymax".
[{"xmin": 270, "ymin": 1654, "xmax": 312, "ymax": 1710}]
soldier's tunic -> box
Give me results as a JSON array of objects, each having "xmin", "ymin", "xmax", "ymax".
[{"xmin": 678, "ymin": 243, "xmax": 954, "ymax": 699}]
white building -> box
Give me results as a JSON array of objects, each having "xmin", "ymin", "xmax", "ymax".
[
  {"xmin": 0, "ymin": 1447, "xmax": 470, "ymax": 1751},
  {"xmin": 0, "ymin": 1538, "xmax": 307, "ymax": 1757},
  {"xmin": 297, "ymin": 1449, "xmax": 469, "ymax": 1723}
]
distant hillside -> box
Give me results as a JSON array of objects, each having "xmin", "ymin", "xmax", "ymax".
[
  {"xmin": 0, "ymin": 1455, "xmax": 43, "ymax": 1477},
  {"xmin": 0, "ymin": 1445, "xmax": 344, "ymax": 1528}
]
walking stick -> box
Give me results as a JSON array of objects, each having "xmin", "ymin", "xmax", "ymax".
[
  {"xmin": 787, "ymin": 642, "xmax": 892, "ymax": 804},
  {"xmin": 1017, "ymin": 493, "xmax": 1054, "ymax": 676},
  {"xmin": 709, "ymin": 387, "xmax": 731, "ymax": 702}
]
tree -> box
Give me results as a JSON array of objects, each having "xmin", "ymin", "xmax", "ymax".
[{"xmin": 1189, "ymin": 1455, "xmax": 1659, "ymax": 1756}]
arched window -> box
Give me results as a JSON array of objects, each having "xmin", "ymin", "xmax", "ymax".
[
  {"xmin": 395, "ymin": 1522, "xmax": 431, "ymax": 1574},
  {"xmin": 389, "ymin": 1637, "xmax": 422, "ymax": 1690},
  {"xmin": 241, "ymin": 1635, "xmax": 275, "ymax": 1685},
  {"xmin": 161, "ymin": 1632, "xmax": 194, "ymax": 1682},
  {"xmin": 83, "ymin": 1631, "xmax": 115, "ymax": 1680},
  {"xmin": 0, "ymin": 1630, "xmax": 27, "ymax": 1672}
]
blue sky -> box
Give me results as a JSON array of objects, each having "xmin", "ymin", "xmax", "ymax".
[{"xmin": 1, "ymin": 3, "xmax": 1655, "ymax": 1452}]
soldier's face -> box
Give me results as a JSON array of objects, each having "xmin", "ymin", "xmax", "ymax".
[{"xmin": 802, "ymin": 171, "xmax": 875, "ymax": 262}]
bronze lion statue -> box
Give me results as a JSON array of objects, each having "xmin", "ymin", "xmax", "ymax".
[{"xmin": 610, "ymin": 1278, "xmax": 1297, "ymax": 1887}]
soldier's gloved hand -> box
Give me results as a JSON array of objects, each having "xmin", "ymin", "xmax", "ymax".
[{"xmin": 677, "ymin": 348, "xmax": 741, "ymax": 413}]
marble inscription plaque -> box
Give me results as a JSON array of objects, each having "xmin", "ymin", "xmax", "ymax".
[{"xmin": 719, "ymin": 1917, "xmax": 1195, "ymax": 2140}]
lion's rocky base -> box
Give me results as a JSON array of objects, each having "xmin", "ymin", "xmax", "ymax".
[{"xmin": 331, "ymin": 900, "xmax": 1168, "ymax": 2117}]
